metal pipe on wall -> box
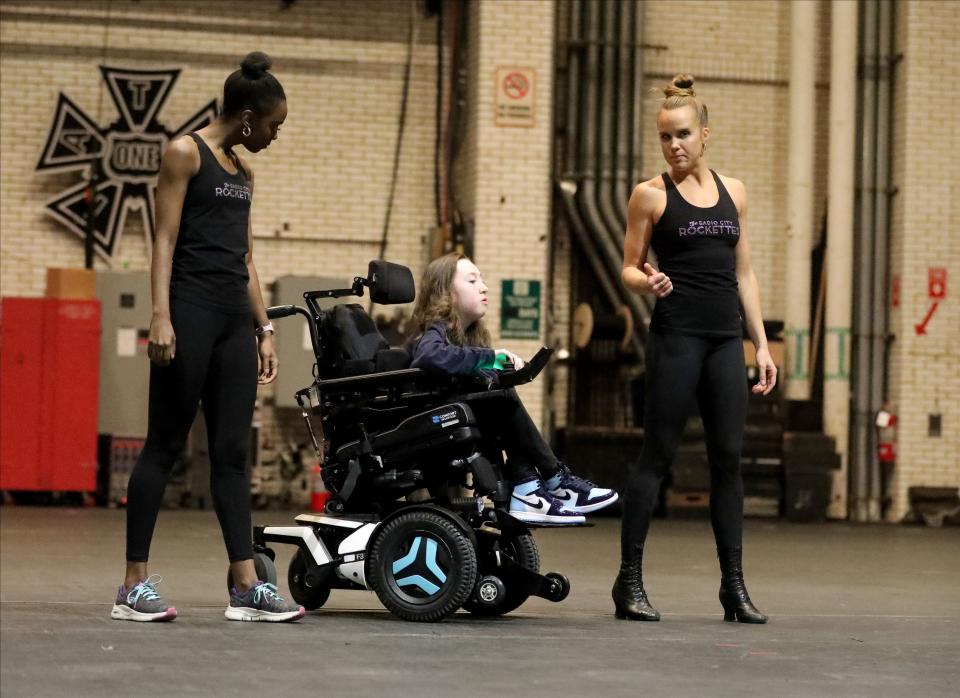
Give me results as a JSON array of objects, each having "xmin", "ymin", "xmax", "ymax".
[
  {"xmin": 562, "ymin": 0, "xmax": 581, "ymax": 182},
  {"xmin": 869, "ymin": 0, "xmax": 895, "ymax": 521},
  {"xmin": 626, "ymin": 0, "xmax": 641, "ymax": 200},
  {"xmin": 851, "ymin": 0, "xmax": 878, "ymax": 522},
  {"xmin": 595, "ymin": 0, "xmax": 624, "ymax": 243},
  {"xmin": 572, "ymin": 0, "xmax": 628, "ymax": 300},
  {"xmin": 559, "ymin": 0, "xmax": 623, "ymax": 316},
  {"xmin": 824, "ymin": 0, "xmax": 859, "ymax": 520},
  {"xmin": 784, "ymin": 0, "xmax": 817, "ymax": 401},
  {"xmin": 612, "ymin": 0, "xmax": 632, "ymax": 230},
  {"xmin": 571, "ymin": 0, "xmax": 647, "ymax": 349}
]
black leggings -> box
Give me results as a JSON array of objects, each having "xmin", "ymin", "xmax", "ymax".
[
  {"xmin": 621, "ymin": 332, "xmax": 747, "ymax": 558},
  {"xmin": 126, "ymin": 298, "xmax": 258, "ymax": 563},
  {"xmin": 468, "ymin": 389, "xmax": 560, "ymax": 484}
]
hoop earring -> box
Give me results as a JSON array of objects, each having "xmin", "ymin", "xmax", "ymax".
[{"xmin": 242, "ymin": 123, "xmax": 251, "ymax": 138}]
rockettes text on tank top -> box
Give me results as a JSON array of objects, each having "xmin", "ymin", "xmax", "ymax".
[
  {"xmin": 649, "ymin": 169, "xmax": 742, "ymax": 338},
  {"xmin": 169, "ymin": 133, "xmax": 252, "ymax": 314}
]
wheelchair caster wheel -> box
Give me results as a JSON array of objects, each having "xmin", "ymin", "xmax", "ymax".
[
  {"xmin": 475, "ymin": 575, "xmax": 506, "ymax": 607},
  {"xmin": 544, "ymin": 572, "xmax": 570, "ymax": 602},
  {"xmin": 464, "ymin": 532, "xmax": 540, "ymax": 617},
  {"xmin": 226, "ymin": 551, "xmax": 277, "ymax": 593},
  {"xmin": 288, "ymin": 550, "xmax": 332, "ymax": 610}
]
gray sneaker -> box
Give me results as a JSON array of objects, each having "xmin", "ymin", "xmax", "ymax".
[
  {"xmin": 225, "ymin": 582, "xmax": 305, "ymax": 622},
  {"xmin": 110, "ymin": 574, "xmax": 177, "ymax": 622}
]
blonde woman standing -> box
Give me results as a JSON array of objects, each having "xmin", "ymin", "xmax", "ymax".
[{"xmin": 614, "ymin": 76, "xmax": 776, "ymax": 623}]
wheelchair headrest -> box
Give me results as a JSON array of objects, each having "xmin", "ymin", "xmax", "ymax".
[{"xmin": 368, "ymin": 260, "xmax": 415, "ymax": 305}]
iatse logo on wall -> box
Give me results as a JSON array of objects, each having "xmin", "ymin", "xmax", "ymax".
[{"xmin": 36, "ymin": 66, "xmax": 217, "ymax": 261}]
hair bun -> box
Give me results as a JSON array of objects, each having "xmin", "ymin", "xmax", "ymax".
[
  {"xmin": 673, "ymin": 74, "xmax": 694, "ymax": 90},
  {"xmin": 241, "ymin": 51, "xmax": 272, "ymax": 79}
]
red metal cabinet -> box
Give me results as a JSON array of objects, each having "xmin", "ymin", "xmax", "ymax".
[
  {"xmin": 0, "ymin": 299, "xmax": 44, "ymax": 490},
  {"xmin": 0, "ymin": 298, "xmax": 100, "ymax": 491}
]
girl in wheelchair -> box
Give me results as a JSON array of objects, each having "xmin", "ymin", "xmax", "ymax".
[{"xmin": 409, "ymin": 253, "xmax": 618, "ymax": 525}]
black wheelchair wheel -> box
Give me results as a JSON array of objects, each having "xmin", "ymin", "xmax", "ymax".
[
  {"xmin": 463, "ymin": 532, "xmax": 540, "ymax": 617},
  {"xmin": 367, "ymin": 511, "xmax": 477, "ymax": 622},
  {"xmin": 544, "ymin": 572, "xmax": 571, "ymax": 602},
  {"xmin": 287, "ymin": 549, "xmax": 332, "ymax": 610},
  {"xmin": 226, "ymin": 551, "xmax": 277, "ymax": 593}
]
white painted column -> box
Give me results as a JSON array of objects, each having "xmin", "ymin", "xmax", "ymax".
[
  {"xmin": 463, "ymin": 1, "xmax": 556, "ymax": 428},
  {"xmin": 824, "ymin": 0, "xmax": 859, "ymax": 519},
  {"xmin": 784, "ymin": 0, "xmax": 817, "ymax": 400}
]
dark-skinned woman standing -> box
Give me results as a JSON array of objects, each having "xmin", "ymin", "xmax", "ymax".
[{"xmin": 111, "ymin": 52, "xmax": 303, "ymax": 623}]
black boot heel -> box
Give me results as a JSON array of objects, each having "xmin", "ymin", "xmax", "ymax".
[
  {"xmin": 611, "ymin": 548, "xmax": 661, "ymax": 621},
  {"xmin": 612, "ymin": 582, "xmax": 660, "ymax": 621},
  {"xmin": 717, "ymin": 547, "xmax": 768, "ymax": 624}
]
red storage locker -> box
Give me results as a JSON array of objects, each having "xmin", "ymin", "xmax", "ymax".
[
  {"xmin": 41, "ymin": 300, "xmax": 101, "ymax": 491},
  {"xmin": 0, "ymin": 299, "xmax": 45, "ymax": 490},
  {"xmin": 0, "ymin": 297, "xmax": 100, "ymax": 492}
]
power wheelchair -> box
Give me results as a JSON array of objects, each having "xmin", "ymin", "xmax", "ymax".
[{"xmin": 248, "ymin": 260, "xmax": 571, "ymax": 622}]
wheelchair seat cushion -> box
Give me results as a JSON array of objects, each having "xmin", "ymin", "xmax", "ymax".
[{"xmin": 375, "ymin": 348, "xmax": 411, "ymax": 372}]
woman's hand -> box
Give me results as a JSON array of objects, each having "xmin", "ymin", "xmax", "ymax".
[
  {"xmin": 257, "ymin": 334, "xmax": 278, "ymax": 384},
  {"xmin": 752, "ymin": 345, "xmax": 777, "ymax": 396},
  {"xmin": 643, "ymin": 262, "xmax": 673, "ymax": 298},
  {"xmin": 494, "ymin": 349, "xmax": 525, "ymax": 370},
  {"xmin": 147, "ymin": 314, "xmax": 176, "ymax": 366}
]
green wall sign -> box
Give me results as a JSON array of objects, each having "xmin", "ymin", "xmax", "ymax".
[{"xmin": 500, "ymin": 279, "xmax": 541, "ymax": 339}]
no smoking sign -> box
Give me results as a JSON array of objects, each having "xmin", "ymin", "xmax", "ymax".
[
  {"xmin": 494, "ymin": 66, "xmax": 535, "ymax": 127},
  {"xmin": 502, "ymin": 72, "xmax": 529, "ymax": 99}
]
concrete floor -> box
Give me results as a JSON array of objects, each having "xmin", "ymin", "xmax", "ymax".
[{"xmin": 1, "ymin": 507, "xmax": 958, "ymax": 697}]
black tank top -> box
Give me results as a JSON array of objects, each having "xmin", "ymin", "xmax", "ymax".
[
  {"xmin": 169, "ymin": 133, "xmax": 251, "ymax": 314},
  {"xmin": 649, "ymin": 170, "xmax": 742, "ymax": 337}
]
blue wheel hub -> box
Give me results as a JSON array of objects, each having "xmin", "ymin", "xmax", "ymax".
[{"xmin": 391, "ymin": 535, "xmax": 450, "ymax": 599}]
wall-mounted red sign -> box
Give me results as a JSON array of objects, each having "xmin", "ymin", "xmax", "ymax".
[{"xmin": 928, "ymin": 268, "xmax": 947, "ymax": 300}]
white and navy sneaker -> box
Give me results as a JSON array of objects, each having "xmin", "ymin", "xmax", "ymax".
[
  {"xmin": 509, "ymin": 481, "xmax": 586, "ymax": 525},
  {"xmin": 547, "ymin": 467, "xmax": 619, "ymax": 514}
]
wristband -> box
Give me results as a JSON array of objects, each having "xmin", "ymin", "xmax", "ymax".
[
  {"xmin": 478, "ymin": 351, "xmax": 510, "ymax": 371},
  {"xmin": 255, "ymin": 322, "xmax": 274, "ymax": 337}
]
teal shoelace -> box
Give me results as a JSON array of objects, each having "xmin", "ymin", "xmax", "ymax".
[
  {"xmin": 252, "ymin": 582, "xmax": 285, "ymax": 606},
  {"xmin": 127, "ymin": 574, "xmax": 163, "ymax": 605}
]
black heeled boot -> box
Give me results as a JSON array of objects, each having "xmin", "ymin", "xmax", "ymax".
[
  {"xmin": 717, "ymin": 546, "xmax": 767, "ymax": 624},
  {"xmin": 612, "ymin": 549, "xmax": 660, "ymax": 621}
]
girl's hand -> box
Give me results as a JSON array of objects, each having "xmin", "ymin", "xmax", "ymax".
[
  {"xmin": 643, "ymin": 262, "xmax": 673, "ymax": 298},
  {"xmin": 752, "ymin": 346, "xmax": 777, "ymax": 396},
  {"xmin": 494, "ymin": 349, "xmax": 525, "ymax": 370},
  {"xmin": 257, "ymin": 334, "xmax": 278, "ymax": 384},
  {"xmin": 147, "ymin": 315, "xmax": 176, "ymax": 366}
]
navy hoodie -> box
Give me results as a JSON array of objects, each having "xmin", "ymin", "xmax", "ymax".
[{"xmin": 410, "ymin": 323, "xmax": 499, "ymax": 384}]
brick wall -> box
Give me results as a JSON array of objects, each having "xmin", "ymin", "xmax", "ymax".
[
  {"xmin": 550, "ymin": 0, "xmax": 958, "ymax": 520},
  {"xmin": 886, "ymin": 0, "xmax": 960, "ymax": 520},
  {"xmin": 0, "ymin": 0, "xmax": 442, "ymax": 462},
  {"xmin": 455, "ymin": 0, "xmax": 556, "ymax": 425},
  {"xmin": 1, "ymin": 0, "xmax": 439, "ymax": 297},
  {"xmin": 640, "ymin": 0, "xmax": 833, "ymax": 326},
  {"xmin": 2, "ymin": 0, "xmax": 956, "ymax": 518}
]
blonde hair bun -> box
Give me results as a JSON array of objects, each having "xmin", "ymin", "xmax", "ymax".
[
  {"xmin": 664, "ymin": 74, "xmax": 695, "ymax": 97},
  {"xmin": 660, "ymin": 73, "xmax": 707, "ymax": 126}
]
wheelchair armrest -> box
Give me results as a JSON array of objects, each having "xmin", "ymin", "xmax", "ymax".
[
  {"xmin": 314, "ymin": 347, "xmax": 552, "ymax": 396},
  {"xmin": 316, "ymin": 368, "xmax": 428, "ymax": 393},
  {"xmin": 495, "ymin": 346, "xmax": 554, "ymax": 388}
]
